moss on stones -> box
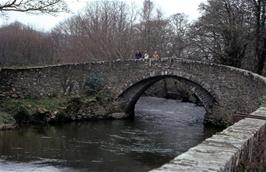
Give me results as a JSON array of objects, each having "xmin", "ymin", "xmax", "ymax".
[
  {"xmin": 0, "ymin": 92, "xmax": 127, "ymax": 129},
  {"xmin": 258, "ymin": 96, "xmax": 266, "ymax": 107}
]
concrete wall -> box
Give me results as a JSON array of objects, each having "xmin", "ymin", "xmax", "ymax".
[
  {"xmin": 0, "ymin": 58, "xmax": 266, "ymax": 125},
  {"xmin": 151, "ymin": 107, "xmax": 266, "ymax": 172}
]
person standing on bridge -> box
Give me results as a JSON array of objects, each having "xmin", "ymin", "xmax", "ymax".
[
  {"xmin": 152, "ymin": 51, "xmax": 160, "ymax": 60},
  {"xmin": 144, "ymin": 51, "xmax": 149, "ymax": 59},
  {"xmin": 135, "ymin": 50, "xmax": 143, "ymax": 59}
]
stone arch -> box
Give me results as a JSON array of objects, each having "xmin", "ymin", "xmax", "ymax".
[{"xmin": 117, "ymin": 74, "xmax": 217, "ymax": 119}]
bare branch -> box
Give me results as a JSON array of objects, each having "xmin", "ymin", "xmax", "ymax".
[{"xmin": 0, "ymin": 0, "xmax": 68, "ymax": 14}]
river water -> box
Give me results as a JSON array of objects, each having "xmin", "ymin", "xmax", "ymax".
[{"xmin": 0, "ymin": 97, "xmax": 219, "ymax": 172}]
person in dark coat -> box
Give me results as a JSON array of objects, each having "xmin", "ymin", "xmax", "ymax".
[{"xmin": 135, "ymin": 50, "xmax": 142, "ymax": 59}]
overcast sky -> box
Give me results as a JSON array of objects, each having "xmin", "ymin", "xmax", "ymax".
[{"xmin": 0, "ymin": 0, "xmax": 206, "ymax": 31}]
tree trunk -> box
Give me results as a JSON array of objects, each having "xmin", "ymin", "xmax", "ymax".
[
  {"xmin": 254, "ymin": 0, "xmax": 266, "ymax": 75},
  {"xmin": 256, "ymin": 38, "xmax": 266, "ymax": 74}
]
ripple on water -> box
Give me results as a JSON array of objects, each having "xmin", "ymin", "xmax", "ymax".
[{"xmin": 0, "ymin": 96, "xmax": 219, "ymax": 172}]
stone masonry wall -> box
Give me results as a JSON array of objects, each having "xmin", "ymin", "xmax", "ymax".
[
  {"xmin": 0, "ymin": 58, "xmax": 266, "ymax": 125},
  {"xmin": 150, "ymin": 107, "xmax": 266, "ymax": 172}
]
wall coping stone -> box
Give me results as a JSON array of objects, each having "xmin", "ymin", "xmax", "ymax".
[{"xmin": 250, "ymin": 107, "xmax": 266, "ymax": 118}]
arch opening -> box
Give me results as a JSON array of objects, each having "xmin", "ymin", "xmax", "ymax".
[{"xmin": 117, "ymin": 75, "xmax": 217, "ymax": 119}]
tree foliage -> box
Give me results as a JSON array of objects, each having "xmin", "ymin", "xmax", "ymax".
[
  {"xmin": 188, "ymin": 0, "xmax": 266, "ymax": 74},
  {"xmin": 188, "ymin": 0, "xmax": 251, "ymax": 67}
]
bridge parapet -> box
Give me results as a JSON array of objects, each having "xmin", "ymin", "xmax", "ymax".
[{"xmin": 151, "ymin": 107, "xmax": 266, "ymax": 172}]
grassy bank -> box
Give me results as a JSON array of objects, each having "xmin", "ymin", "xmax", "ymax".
[
  {"xmin": 0, "ymin": 93, "xmax": 126, "ymax": 129},
  {"xmin": 0, "ymin": 96, "xmax": 67, "ymax": 115},
  {"xmin": 0, "ymin": 96, "xmax": 68, "ymax": 128}
]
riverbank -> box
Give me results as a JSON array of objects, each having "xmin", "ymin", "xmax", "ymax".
[{"xmin": 0, "ymin": 93, "xmax": 128, "ymax": 130}]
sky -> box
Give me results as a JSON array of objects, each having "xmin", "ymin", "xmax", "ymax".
[{"xmin": 0, "ymin": 0, "xmax": 206, "ymax": 31}]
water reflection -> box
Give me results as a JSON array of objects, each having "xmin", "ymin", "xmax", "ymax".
[{"xmin": 0, "ymin": 97, "xmax": 219, "ymax": 172}]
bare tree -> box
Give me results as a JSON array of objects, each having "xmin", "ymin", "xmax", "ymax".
[
  {"xmin": 0, "ymin": 22, "xmax": 56, "ymax": 66},
  {"xmin": 0, "ymin": 0, "xmax": 200, "ymax": 66},
  {"xmin": 137, "ymin": 0, "xmax": 170, "ymax": 56},
  {"xmin": 53, "ymin": 0, "xmax": 138, "ymax": 62},
  {"xmin": 249, "ymin": 0, "xmax": 266, "ymax": 74},
  {"xmin": 0, "ymin": 0, "xmax": 68, "ymax": 14},
  {"xmin": 139, "ymin": 0, "xmax": 154, "ymax": 53},
  {"xmin": 167, "ymin": 13, "xmax": 190, "ymax": 58}
]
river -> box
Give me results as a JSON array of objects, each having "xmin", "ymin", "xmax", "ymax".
[{"xmin": 0, "ymin": 97, "xmax": 219, "ymax": 172}]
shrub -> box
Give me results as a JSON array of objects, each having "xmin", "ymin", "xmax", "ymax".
[
  {"xmin": 84, "ymin": 72, "xmax": 105, "ymax": 95},
  {"xmin": 0, "ymin": 112, "xmax": 15, "ymax": 124}
]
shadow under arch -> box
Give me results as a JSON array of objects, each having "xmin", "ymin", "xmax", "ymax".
[{"xmin": 117, "ymin": 75, "xmax": 217, "ymax": 118}]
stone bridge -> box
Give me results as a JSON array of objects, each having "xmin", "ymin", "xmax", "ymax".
[{"xmin": 1, "ymin": 57, "xmax": 266, "ymax": 126}]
